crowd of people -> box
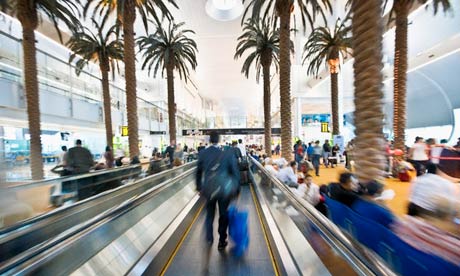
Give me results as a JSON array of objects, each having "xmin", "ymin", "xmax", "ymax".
[{"xmin": 260, "ymin": 137, "xmax": 460, "ymax": 268}]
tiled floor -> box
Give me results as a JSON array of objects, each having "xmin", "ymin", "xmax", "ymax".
[{"xmin": 164, "ymin": 185, "xmax": 276, "ymax": 276}]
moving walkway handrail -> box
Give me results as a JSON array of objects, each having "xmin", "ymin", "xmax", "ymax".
[
  {"xmin": 0, "ymin": 162, "xmax": 194, "ymax": 234},
  {"xmin": 0, "ymin": 167, "xmax": 197, "ymax": 275},
  {"xmin": 2, "ymin": 164, "xmax": 142, "ymax": 192},
  {"xmin": 249, "ymin": 157, "xmax": 395, "ymax": 276},
  {"xmin": 0, "ymin": 162, "xmax": 195, "ymax": 263}
]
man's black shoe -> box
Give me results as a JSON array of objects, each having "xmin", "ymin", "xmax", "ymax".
[{"xmin": 218, "ymin": 241, "xmax": 228, "ymax": 251}]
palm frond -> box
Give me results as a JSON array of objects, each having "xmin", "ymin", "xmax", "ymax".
[
  {"xmin": 302, "ymin": 18, "xmax": 352, "ymax": 77},
  {"xmin": 67, "ymin": 20, "xmax": 124, "ymax": 77},
  {"xmin": 84, "ymin": 0, "xmax": 178, "ymax": 33},
  {"xmin": 235, "ymin": 17, "xmax": 288, "ymax": 82},
  {"xmin": 242, "ymin": 0, "xmax": 332, "ymax": 32},
  {"xmin": 137, "ymin": 21, "xmax": 198, "ymax": 82}
]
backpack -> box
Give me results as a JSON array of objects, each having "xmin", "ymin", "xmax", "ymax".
[{"xmin": 202, "ymin": 151, "xmax": 238, "ymax": 200}]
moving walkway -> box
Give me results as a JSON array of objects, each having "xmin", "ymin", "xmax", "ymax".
[
  {"xmin": 0, "ymin": 159, "xmax": 393, "ymax": 275},
  {"xmin": 0, "ymin": 162, "xmax": 195, "ymax": 264}
]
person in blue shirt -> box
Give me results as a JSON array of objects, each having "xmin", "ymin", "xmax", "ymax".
[
  {"xmin": 352, "ymin": 180, "xmax": 396, "ymax": 228},
  {"xmin": 307, "ymin": 142, "xmax": 314, "ymax": 161}
]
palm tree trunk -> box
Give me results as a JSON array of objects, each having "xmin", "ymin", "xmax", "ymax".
[
  {"xmin": 393, "ymin": 4, "xmax": 409, "ymax": 154},
  {"xmin": 166, "ymin": 65, "xmax": 176, "ymax": 144},
  {"xmin": 100, "ymin": 63, "xmax": 113, "ymax": 150},
  {"xmin": 18, "ymin": 0, "xmax": 43, "ymax": 180},
  {"xmin": 262, "ymin": 63, "xmax": 272, "ymax": 157},
  {"xmin": 350, "ymin": 0, "xmax": 387, "ymax": 183},
  {"xmin": 278, "ymin": 4, "xmax": 293, "ymax": 161},
  {"xmin": 123, "ymin": 1, "xmax": 139, "ymax": 158},
  {"xmin": 330, "ymin": 72, "xmax": 339, "ymax": 135}
]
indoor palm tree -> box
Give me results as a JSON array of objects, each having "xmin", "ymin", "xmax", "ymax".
[
  {"xmin": 302, "ymin": 18, "xmax": 352, "ymax": 135},
  {"xmin": 13, "ymin": 0, "xmax": 81, "ymax": 179},
  {"xmin": 235, "ymin": 18, "xmax": 284, "ymax": 157},
  {"xmin": 67, "ymin": 20, "xmax": 124, "ymax": 150},
  {"xmin": 137, "ymin": 21, "xmax": 198, "ymax": 144},
  {"xmin": 348, "ymin": 0, "xmax": 387, "ymax": 183},
  {"xmin": 243, "ymin": 0, "xmax": 332, "ymax": 161},
  {"xmin": 84, "ymin": 0, "xmax": 178, "ymax": 158},
  {"xmin": 387, "ymin": 0, "xmax": 451, "ymax": 153}
]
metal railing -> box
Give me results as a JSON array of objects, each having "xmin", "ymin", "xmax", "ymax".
[{"xmin": 249, "ymin": 157, "xmax": 395, "ymax": 276}]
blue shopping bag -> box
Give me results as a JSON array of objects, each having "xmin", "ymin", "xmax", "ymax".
[{"xmin": 228, "ymin": 205, "xmax": 249, "ymax": 257}]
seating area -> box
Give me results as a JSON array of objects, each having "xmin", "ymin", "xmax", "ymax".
[{"xmin": 324, "ymin": 196, "xmax": 460, "ymax": 275}]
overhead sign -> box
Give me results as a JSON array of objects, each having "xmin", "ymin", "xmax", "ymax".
[
  {"xmin": 121, "ymin": 126, "xmax": 129, "ymax": 136},
  {"xmin": 150, "ymin": 131, "xmax": 166, "ymax": 135},
  {"xmin": 182, "ymin": 128, "xmax": 282, "ymax": 136},
  {"xmin": 321, "ymin": 123, "xmax": 330, "ymax": 133}
]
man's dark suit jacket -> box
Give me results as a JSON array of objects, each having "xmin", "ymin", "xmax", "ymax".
[{"xmin": 196, "ymin": 145, "xmax": 240, "ymax": 192}]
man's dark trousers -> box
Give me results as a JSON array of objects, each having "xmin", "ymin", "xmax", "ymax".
[{"xmin": 205, "ymin": 196, "xmax": 230, "ymax": 244}]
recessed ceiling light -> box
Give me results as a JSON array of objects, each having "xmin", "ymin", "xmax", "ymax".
[{"xmin": 205, "ymin": 0, "xmax": 244, "ymax": 22}]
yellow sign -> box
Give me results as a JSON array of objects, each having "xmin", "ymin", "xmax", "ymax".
[
  {"xmin": 321, "ymin": 122, "xmax": 330, "ymax": 133},
  {"xmin": 121, "ymin": 126, "xmax": 129, "ymax": 136}
]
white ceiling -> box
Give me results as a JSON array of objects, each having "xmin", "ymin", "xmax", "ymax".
[{"xmin": 171, "ymin": 0, "xmax": 263, "ymax": 115}]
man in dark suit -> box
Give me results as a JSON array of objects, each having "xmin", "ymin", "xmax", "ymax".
[
  {"xmin": 196, "ymin": 131, "xmax": 240, "ymax": 250},
  {"xmin": 65, "ymin": 139, "xmax": 94, "ymax": 174}
]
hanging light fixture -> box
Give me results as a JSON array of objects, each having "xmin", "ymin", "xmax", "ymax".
[{"xmin": 205, "ymin": 0, "xmax": 244, "ymax": 21}]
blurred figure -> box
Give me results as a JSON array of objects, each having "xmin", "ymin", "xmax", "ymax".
[
  {"xmin": 294, "ymin": 140, "xmax": 305, "ymax": 170},
  {"xmin": 197, "ymin": 142, "xmax": 205, "ymax": 153},
  {"xmin": 130, "ymin": 156, "xmax": 140, "ymax": 165},
  {"xmin": 165, "ymin": 140, "xmax": 176, "ymax": 167},
  {"xmin": 408, "ymin": 136, "xmax": 429, "ymax": 176},
  {"xmin": 454, "ymin": 137, "xmax": 460, "ymax": 149},
  {"xmin": 344, "ymin": 139, "xmax": 355, "ymax": 170},
  {"xmin": 322, "ymin": 139, "xmax": 332, "ymax": 168},
  {"xmin": 331, "ymin": 144, "xmax": 340, "ymax": 168},
  {"xmin": 275, "ymin": 143, "xmax": 280, "ymax": 156},
  {"xmin": 65, "ymin": 139, "xmax": 94, "ymax": 174},
  {"xmin": 196, "ymin": 131, "xmax": 240, "ymax": 251},
  {"xmin": 326, "ymin": 172, "xmax": 360, "ymax": 207},
  {"xmin": 58, "ymin": 146, "xmax": 67, "ymax": 166},
  {"xmin": 296, "ymin": 174, "xmax": 320, "ymax": 206},
  {"xmin": 147, "ymin": 153, "xmax": 166, "ymax": 175},
  {"xmin": 264, "ymin": 158, "xmax": 278, "ymax": 175},
  {"xmin": 352, "ymin": 180, "xmax": 396, "ymax": 228},
  {"xmin": 237, "ymin": 139, "xmax": 247, "ymax": 157},
  {"xmin": 276, "ymin": 161, "xmax": 299, "ymax": 188},
  {"xmin": 307, "ymin": 142, "xmax": 314, "ymax": 161},
  {"xmin": 104, "ymin": 146, "xmax": 114, "ymax": 169},
  {"xmin": 393, "ymin": 163, "xmax": 460, "ymax": 266},
  {"xmin": 312, "ymin": 141, "xmax": 322, "ymax": 176},
  {"xmin": 174, "ymin": 143, "xmax": 184, "ymax": 166}
]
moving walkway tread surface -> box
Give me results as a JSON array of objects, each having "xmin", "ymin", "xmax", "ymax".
[{"xmin": 163, "ymin": 185, "xmax": 277, "ymax": 276}]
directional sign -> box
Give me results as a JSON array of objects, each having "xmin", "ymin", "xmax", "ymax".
[
  {"xmin": 121, "ymin": 126, "xmax": 129, "ymax": 136},
  {"xmin": 182, "ymin": 128, "xmax": 282, "ymax": 136}
]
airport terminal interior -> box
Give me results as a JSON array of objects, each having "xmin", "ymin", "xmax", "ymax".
[{"xmin": 0, "ymin": 0, "xmax": 459, "ymax": 275}]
